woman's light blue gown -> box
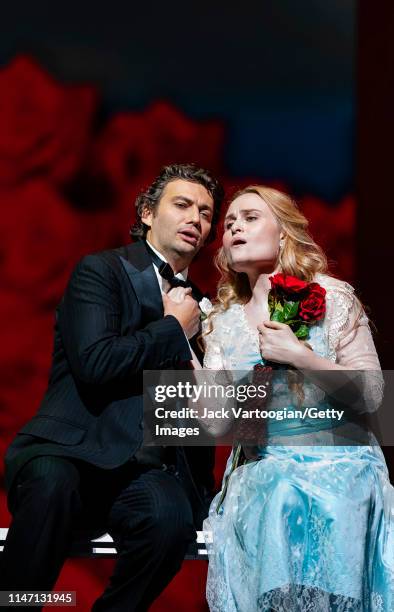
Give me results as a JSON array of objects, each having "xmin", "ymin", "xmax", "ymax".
[{"xmin": 203, "ymin": 275, "xmax": 394, "ymax": 611}]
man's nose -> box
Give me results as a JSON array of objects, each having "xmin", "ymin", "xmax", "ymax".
[{"xmin": 187, "ymin": 206, "xmax": 201, "ymax": 228}]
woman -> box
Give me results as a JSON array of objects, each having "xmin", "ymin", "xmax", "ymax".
[{"xmin": 200, "ymin": 186, "xmax": 394, "ymax": 611}]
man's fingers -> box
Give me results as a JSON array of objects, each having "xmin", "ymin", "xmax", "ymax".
[
  {"xmin": 167, "ymin": 287, "xmax": 192, "ymax": 299},
  {"xmin": 165, "ymin": 287, "xmax": 193, "ymax": 305},
  {"xmin": 184, "ymin": 294, "xmax": 198, "ymax": 305}
]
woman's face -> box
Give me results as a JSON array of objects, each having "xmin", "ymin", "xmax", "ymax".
[{"xmin": 222, "ymin": 193, "xmax": 282, "ymax": 274}]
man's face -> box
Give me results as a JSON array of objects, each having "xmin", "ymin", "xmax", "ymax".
[{"xmin": 142, "ymin": 179, "xmax": 214, "ymax": 266}]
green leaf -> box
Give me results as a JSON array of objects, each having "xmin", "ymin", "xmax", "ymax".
[
  {"xmin": 295, "ymin": 323, "xmax": 309, "ymax": 339},
  {"xmin": 271, "ymin": 308, "xmax": 285, "ymax": 323},
  {"xmin": 283, "ymin": 300, "xmax": 299, "ymax": 321},
  {"xmin": 268, "ymin": 293, "xmax": 275, "ymax": 317}
]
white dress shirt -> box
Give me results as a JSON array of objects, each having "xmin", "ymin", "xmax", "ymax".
[
  {"xmin": 146, "ymin": 239, "xmax": 188, "ymax": 294},
  {"xmin": 145, "ymin": 239, "xmax": 200, "ymax": 367}
]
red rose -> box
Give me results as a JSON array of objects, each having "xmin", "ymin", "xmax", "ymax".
[
  {"xmin": 299, "ymin": 282, "xmax": 326, "ymax": 321},
  {"xmin": 269, "ymin": 273, "xmax": 308, "ymax": 294}
]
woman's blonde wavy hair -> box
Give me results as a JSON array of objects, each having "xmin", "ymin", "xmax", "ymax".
[{"xmin": 208, "ymin": 185, "xmax": 330, "ymax": 323}]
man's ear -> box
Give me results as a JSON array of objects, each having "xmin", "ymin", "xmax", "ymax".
[{"xmin": 141, "ymin": 204, "xmax": 153, "ymax": 228}]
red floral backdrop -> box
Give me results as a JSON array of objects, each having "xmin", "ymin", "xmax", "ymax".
[{"xmin": 0, "ymin": 56, "xmax": 355, "ymax": 611}]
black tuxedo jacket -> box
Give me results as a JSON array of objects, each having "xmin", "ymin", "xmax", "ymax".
[{"xmin": 5, "ymin": 240, "xmax": 215, "ymax": 523}]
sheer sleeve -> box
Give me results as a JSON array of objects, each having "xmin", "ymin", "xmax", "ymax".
[
  {"xmin": 199, "ymin": 315, "xmax": 235, "ymax": 436},
  {"xmin": 325, "ymin": 281, "xmax": 384, "ymax": 411}
]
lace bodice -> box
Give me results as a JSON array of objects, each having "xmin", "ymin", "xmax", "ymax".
[{"xmin": 202, "ymin": 274, "xmax": 383, "ymax": 412}]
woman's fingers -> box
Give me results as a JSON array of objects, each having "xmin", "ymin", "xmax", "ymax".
[
  {"xmin": 257, "ymin": 321, "xmax": 276, "ymax": 333},
  {"xmin": 261, "ymin": 320, "xmax": 285, "ymax": 329}
]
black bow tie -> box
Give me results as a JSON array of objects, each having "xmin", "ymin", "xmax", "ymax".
[
  {"xmin": 158, "ymin": 262, "xmax": 189, "ymax": 288},
  {"xmin": 145, "ymin": 241, "xmax": 189, "ymax": 289}
]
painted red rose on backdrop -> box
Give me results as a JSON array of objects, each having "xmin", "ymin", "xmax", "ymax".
[
  {"xmin": 85, "ymin": 101, "xmax": 225, "ymax": 242},
  {"xmin": 300, "ymin": 195, "xmax": 355, "ymax": 283},
  {"xmin": 0, "ymin": 56, "xmax": 97, "ymax": 187},
  {"xmin": 90, "ymin": 101, "xmax": 224, "ymax": 191},
  {"xmin": 0, "ymin": 181, "xmax": 123, "ymax": 304},
  {"xmin": 0, "ymin": 181, "xmax": 90, "ymax": 304},
  {"xmin": 299, "ymin": 282, "xmax": 326, "ymax": 321}
]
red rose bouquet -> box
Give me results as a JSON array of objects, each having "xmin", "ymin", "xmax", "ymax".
[
  {"xmin": 253, "ymin": 272, "xmax": 327, "ymax": 410},
  {"xmin": 268, "ymin": 273, "xmax": 326, "ymax": 340}
]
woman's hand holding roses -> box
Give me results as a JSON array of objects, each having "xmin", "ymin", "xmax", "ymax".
[{"xmin": 257, "ymin": 320, "xmax": 310, "ymax": 367}]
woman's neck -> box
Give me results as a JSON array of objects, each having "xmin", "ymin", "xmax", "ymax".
[
  {"xmin": 246, "ymin": 264, "xmax": 281, "ymax": 306},
  {"xmin": 247, "ymin": 273, "xmax": 271, "ymax": 307},
  {"xmin": 242, "ymin": 274, "xmax": 272, "ymax": 326}
]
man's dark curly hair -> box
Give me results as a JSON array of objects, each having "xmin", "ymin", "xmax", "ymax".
[{"xmin": 130, "ymin": 163, "xmax": 224, "ymax": 244}]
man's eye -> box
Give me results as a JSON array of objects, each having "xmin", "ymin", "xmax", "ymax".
[
  {"xmin": 200, "ymin": 211, "xmax": 211, "ymax": 219},
  {"xmin": 175, "ymin": 202, "xmax": 187, "ymax": 208}
]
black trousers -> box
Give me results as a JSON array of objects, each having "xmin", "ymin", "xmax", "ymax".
[{"xmin": 0, "ymin": 456, "xmax": 195, "ymax": 611}]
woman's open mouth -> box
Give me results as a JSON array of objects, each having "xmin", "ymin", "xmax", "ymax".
[{"xmin": 231, "ymin": 238, "xmax": 246, "ymax": 247}]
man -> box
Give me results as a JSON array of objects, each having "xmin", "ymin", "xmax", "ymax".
[{"xmin": 0, "ymin": 163, "xmax": 224, "ymax": 611}]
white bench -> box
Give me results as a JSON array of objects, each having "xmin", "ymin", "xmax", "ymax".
[{"xmin": 0, "ymin": 528, "xmax": 212, "ymax": 559}]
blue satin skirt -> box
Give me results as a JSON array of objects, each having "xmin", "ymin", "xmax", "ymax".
[{"xmin": 204, "ymin": 444, "xmax": 394, "ymax": 611}]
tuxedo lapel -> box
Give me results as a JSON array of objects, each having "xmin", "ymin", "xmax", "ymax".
[
  {"xmin": 117, "ymin": 241, "xmax": 164, "ymax": 326},
  {"xmin": 117, "ymin": 240, "xmax": 205, "ymax": 364}
]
